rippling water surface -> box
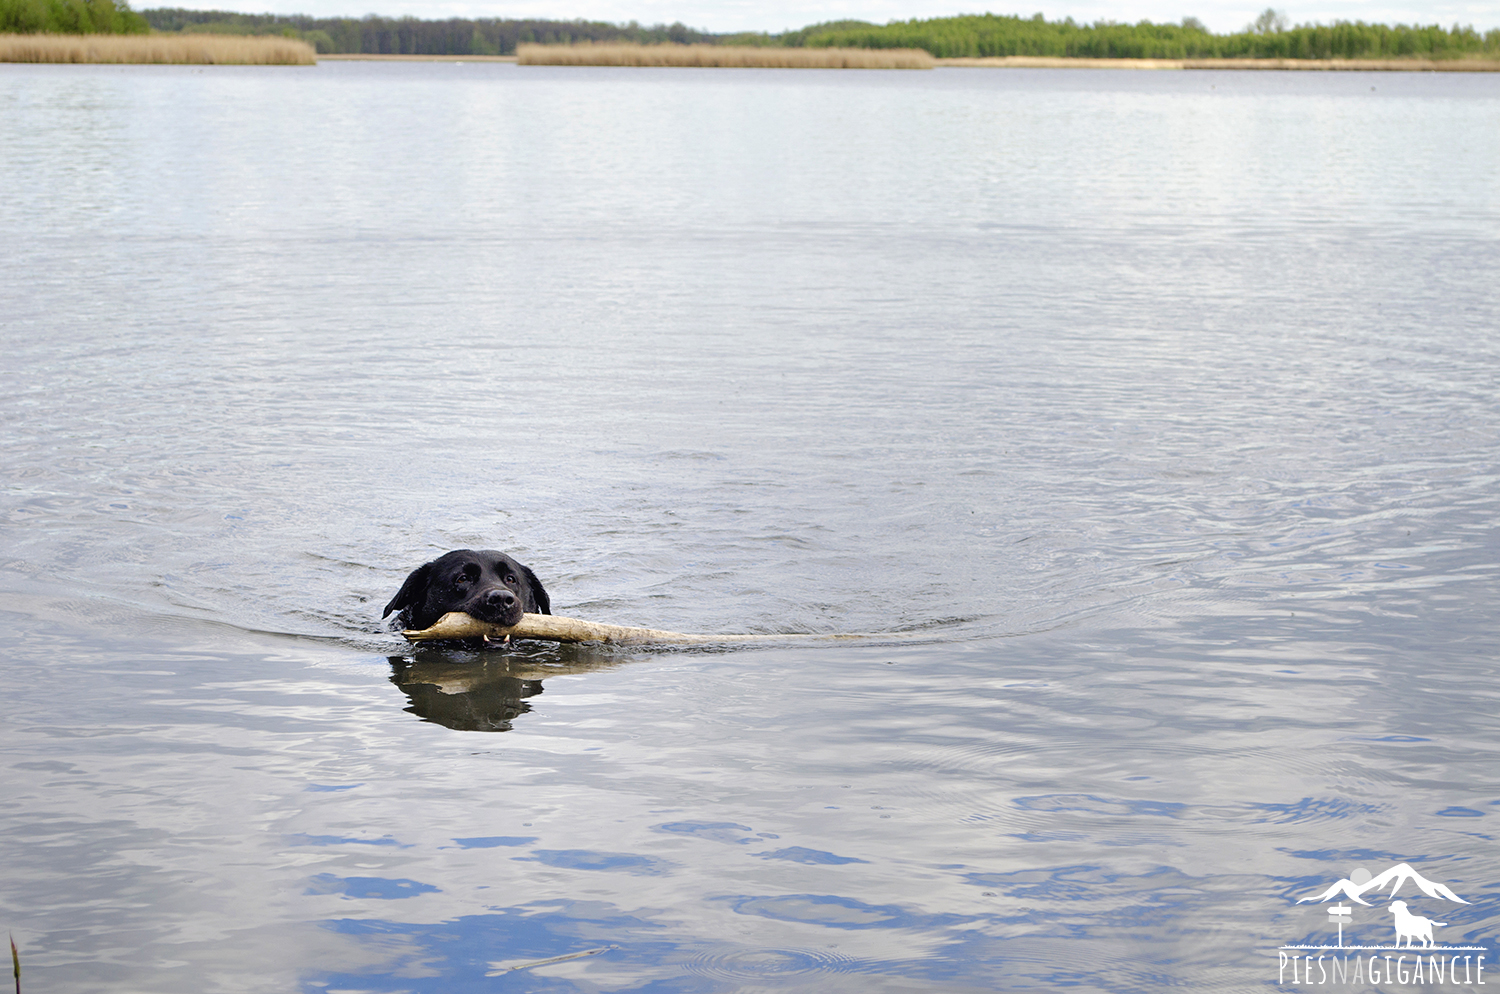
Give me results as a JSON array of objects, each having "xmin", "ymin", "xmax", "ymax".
[{"xmin": 2, "ymin": 61, "xmax": 1499, "ymax": 992}]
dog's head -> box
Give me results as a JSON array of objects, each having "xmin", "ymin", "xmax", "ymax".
[{"xmin": 383, "ymin": 550, "xmax": 551, "ymax": 632}]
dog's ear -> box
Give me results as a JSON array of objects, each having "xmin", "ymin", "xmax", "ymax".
[
  {"xmin": 383, "ymin": 561, "xmax": 433, "ymax": 619},
  {"xmin": 521, "ymin": 564, "xmax": 551, "ymax": 616}
]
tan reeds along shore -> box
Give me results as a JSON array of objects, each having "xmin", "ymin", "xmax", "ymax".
[
  {"xmin": 0, "ymin": 32, "xmax": 315, "ymax": 64},
  {"xmin": 518, "ymin": 42, "xmax": 935, "ymax": 69},
  {"xmin": 941, "ymin": 55, "xmax": 1500, "ymax": 71},
  {"xmin": 320, "ymin": 52, "xmax": 517, "ymax": 62}
]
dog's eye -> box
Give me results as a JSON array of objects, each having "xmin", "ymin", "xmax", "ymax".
[{"xmin": 504, "ymin": 574, "xmax": 518, "ymax": 585}]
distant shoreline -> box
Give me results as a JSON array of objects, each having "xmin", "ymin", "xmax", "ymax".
[
  {"xmin": 516, "ymin": 42, "xmax": 934, "ymax": 68},
  {"xmin": 7, "ymin": 41, "xmax": 1498, "ymax": 70},
  {"xmin": 940, "ymin": 55, "xmax": 1500, "ymax": 71},
  {"xmin": 0, "ymin": 32, "xmax": 314, "ymax": 64},
  {"xmin": 320, "ymin": 52, "xmax": 517, "ymax": 62},
  {"xmin": 319, "ymin": 52, "xmax": 1500, "ymax": 71}
]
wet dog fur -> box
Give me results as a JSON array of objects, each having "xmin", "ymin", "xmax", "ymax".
[{"xmin": 384, "ymin": 550, "xmax": 551, "ymax": 632}]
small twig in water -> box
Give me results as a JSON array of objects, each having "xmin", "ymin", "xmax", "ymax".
[
  {"xmin": 486, "ymin": 944, "xmax": 617, "ymax": 974},
  {"xmin": 10, "ymin": 933, "xmax": 18, "ymax": 994}
]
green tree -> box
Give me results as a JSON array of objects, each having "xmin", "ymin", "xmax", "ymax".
[
  {"xmin": 1250, "ymin": 7, "xmax": 1288, "ymax": 33},
  {"xmin": 2, "ymin": 0, "xmax": 147, "ymax": 33}
]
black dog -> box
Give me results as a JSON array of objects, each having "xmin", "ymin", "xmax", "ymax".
[{"xmin": 384, "ymin": 550, "xmax": 551, "ymax": 632}]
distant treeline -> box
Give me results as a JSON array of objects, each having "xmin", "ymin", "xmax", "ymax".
[
  {"xmin": 140, "ymin": 9, "xmax": 1500, "ymax": 60},
  {"xmin": 800, "ymin": 13, "xmax": 1500, "ymax": 60},
  {"xmin": 138, "ymin": 8, "xmax": 721, "ymax": 54},
  {"xmin": 10, "ymin": 4, "xmax": 1500, "ymax": 62},
  {"xmin": 1, "ymin": 0, "xmax": 146, "ymax": 34}
]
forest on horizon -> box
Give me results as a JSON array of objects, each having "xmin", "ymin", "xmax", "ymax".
[
  {"xmin": 137, "ymin": 8, "xmax": 1500, "ymax": 60},
  {"xmin": 3, "ymin": 0, "xmax": 1498, "ymax": 61}
]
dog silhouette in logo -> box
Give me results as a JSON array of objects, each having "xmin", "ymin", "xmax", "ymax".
[{"xmin": 1389, "ymin": 900, "xmax": 1445, "ymax": 948}]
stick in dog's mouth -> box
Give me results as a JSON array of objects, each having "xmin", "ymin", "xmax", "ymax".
[{"xmin": 402, "ymin": 612, "xmax": 851, "ymax": 645}]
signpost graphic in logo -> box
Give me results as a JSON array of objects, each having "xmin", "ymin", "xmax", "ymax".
[{"xmin": 1280, "ymin": 863, "xmax": 1488, "ymax": 986}]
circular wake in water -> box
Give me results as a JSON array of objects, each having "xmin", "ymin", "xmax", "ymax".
[{"xmin": 681, "ymin": 945, "xmax": 865, "ymax": 982}]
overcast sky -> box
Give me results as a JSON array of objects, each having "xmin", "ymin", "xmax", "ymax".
[{"xmin": 187, "ymin": 0, "xmax": 1500, "ymax": 37}]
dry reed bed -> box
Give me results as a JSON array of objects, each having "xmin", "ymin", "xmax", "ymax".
[
  {"xmin": 941, "ymin": 54, "xmax": 1500, "ymax": 71},
  {"xmin": 518, "ymin": 42, "xmax": 934, "ymax": 69},
  {"xmin": 320, "ymin": 53, "xmax": 517, "ymax": 61},
  {"xmin": 0, "ymin": 33, "xmax": 315, "ymax": 64}
]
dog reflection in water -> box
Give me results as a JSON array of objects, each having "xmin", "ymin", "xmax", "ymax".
[
  {"xmin": 389, "ymin": 656, "xmax": 545, "ymax": 732},
  {"xmin": 389, "ymin": 646, "xmax": 624, "ymax": 732}
]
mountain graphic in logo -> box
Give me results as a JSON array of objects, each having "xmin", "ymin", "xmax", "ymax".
[
  {"xmin": 1278, "ymin": 860, "xmax": 1488, "ymax": 983},
  {"xmin": 1297, "ymin": 863, "xmax": 1471, "ymax": 908}
]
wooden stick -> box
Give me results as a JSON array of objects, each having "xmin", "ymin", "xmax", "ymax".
[{"xmin": 403, "ymin": 612, "xmax": 844, "ymax": 645}]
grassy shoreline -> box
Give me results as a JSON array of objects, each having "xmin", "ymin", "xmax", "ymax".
[
  {"xmin": 941, "ymin": 54, "xmax": 1500, "ymax": 70},
  {"xmin": 517, "ymin": 42, "xmax": 934, "ymax": 68},
  {"xmin": 328, "ymin": 48, "xmax": 1500, "ymax": 71},
  {"xmin": 0, "ymin": 31, "xmax": 313, "ymax": 62},
  {"xmin": 4, "ymin": 36, "xmax": 1498, "ymax": 69},
  {"xmin": 320, "ymin": 52, "xmax": 516, "ymax": 61}
]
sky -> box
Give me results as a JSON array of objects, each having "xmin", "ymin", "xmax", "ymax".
[{"xmin": 179, "ymin": 0, "xmax": 1500, "ymax": 37}]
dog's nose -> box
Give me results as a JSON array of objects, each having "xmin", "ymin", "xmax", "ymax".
[{"xmin": 483, "ymin": 589, "xmax": 518, "ymax": 611}]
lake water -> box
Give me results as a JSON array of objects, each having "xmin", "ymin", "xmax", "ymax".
[{"xmin": 2, "ymin": 60, "xmax": 1499, "ymax": 992}]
